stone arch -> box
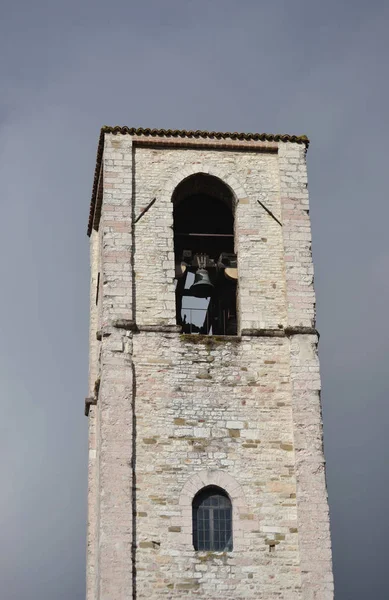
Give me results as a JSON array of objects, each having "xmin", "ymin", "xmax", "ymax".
[
  {"xmin": 161, "ymin": 163, "xmax": 247, "ymax": 207},
  {"xmin": 168, "ymin": 165, "xmax": 244, "ymax": 336},
  {"xmin": 177, "ymin": 470, "xmax": 255, "ymax": 551}
]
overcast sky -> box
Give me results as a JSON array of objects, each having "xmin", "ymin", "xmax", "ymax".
[{"xmin": 1, "ymin": 1, "xmax": 388, "ymax": 598}]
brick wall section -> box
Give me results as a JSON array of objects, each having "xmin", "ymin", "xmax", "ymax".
[{"xmin": 86, "ymin": 132, "xmax": 334, "ymax": 599}]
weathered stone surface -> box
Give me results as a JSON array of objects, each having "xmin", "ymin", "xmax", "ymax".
[{"xmin": 86, "ymin": 132, "xmax": 334, "ymax": 599}]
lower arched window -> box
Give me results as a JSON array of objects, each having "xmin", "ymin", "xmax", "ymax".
[{"xmin": 192, "ymin": 486, "xmax": 233, "ymax": 551}]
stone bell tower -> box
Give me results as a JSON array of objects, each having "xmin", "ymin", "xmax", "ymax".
[{"xmin": 85, "ymin": 126, "xmax": 334, "ymax": 600}]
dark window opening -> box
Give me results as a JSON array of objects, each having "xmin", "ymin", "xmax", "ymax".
[
  {"xmin": 173, "ymin": 174, "xmax": 237, "ymax": 335},
  {"xmin": 192, "ymin": 486, "xmax": 233, "ymax": 552}
]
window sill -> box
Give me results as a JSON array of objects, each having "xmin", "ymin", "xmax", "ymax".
[
  {"xmin": 193, "ymin": 550, "xmax": 233, "ymax": 560},
  {"xmin": 179, "ymin": 333, "xmax": 241, "ymax": 344}
]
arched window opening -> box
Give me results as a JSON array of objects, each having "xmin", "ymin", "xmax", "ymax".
[
  {"xmin": 192, "ymin": 486, "xmax": 233, "ymax": 551},
  {"xmin": 173, "ymin": 174, "xmax": 237, "ymax": 336}
]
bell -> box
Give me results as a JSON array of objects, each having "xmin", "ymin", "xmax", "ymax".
[{"xmin": 189, "ymin": 269, "xmax": 214, "ymax": 298}]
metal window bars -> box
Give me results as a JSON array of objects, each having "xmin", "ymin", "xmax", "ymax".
[{"xmin": 181, "ymin": 307, "xmax": 236, "ymax": 336}]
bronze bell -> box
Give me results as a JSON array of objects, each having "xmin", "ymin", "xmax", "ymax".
[{"xmin": 189, "ymin": 269, "xmax": 214, "ymax": 298}]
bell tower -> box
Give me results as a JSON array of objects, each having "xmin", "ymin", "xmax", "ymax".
[{"xmin": 86, "ymin": 126, "xmax": 334, "ymax": 599}]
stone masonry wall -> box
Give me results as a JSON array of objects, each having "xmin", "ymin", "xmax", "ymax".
[
  {"xmin": 98, "ymin": 131, "xmax": 135, "ymax": 597},
  {"xmin": 279, "ymin": 143, "xmax": 334, "ymax": 598},
  {"xmin": 289, "ymin": 335, "xmax": 333, "ymax": 599},
  {"xmin": 132, "ymin": 143, "xmax": 287, "ymax": 330},
  {"xmin": 279, "ymin": 143, "xmax": 315, "ymax": 329},
  {"xmin": 86, "ymin": 133, "xmax": 334, "ymax": 600},
  {"xmin": 133, "ymin": 333, "xmax": 301, "ymax": 599},
  {"xmin": 86, "ymin": 229, "xmax": 99, "ymax": 600}
]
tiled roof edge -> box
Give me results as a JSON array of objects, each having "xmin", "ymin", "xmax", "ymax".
[
  {"xmin": 87, "ymin": 126, "xmax": 309, "ymax": 236},
  {"xmin": 99, "ymin": 125, "xmax": 309, "ymax": 144}
]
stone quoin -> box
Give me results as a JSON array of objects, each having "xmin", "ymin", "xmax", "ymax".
[{"xmin": 85, "ymin": 126, "xmax": 334, "ymax": 599}]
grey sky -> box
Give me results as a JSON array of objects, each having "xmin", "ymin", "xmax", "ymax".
[{"xmin": 1, "ymin": 1, "xmax": 388, "ymax": 598}]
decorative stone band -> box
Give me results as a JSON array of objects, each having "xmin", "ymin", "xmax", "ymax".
[
  {"xmin": 241, "ymin": 326, "xmax": 319, "ymax": 338},
  {"xmin": 177, "ymin": 470, "xmax": 254, "ymax": 552},
  {"xmin": 100, "ymin": 321, "xmax": 319, "ymax": 338},
  {"xmin": 108, "ymin": 320, "xmax": 182, "ymax": 333},
  {"xmin": 132, "ymin": 137, "xmax": 278, "ymax": 153}
]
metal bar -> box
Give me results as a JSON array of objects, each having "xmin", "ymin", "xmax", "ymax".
[
  {"xmin": 256, "ymin": 199, "xmax": 283, "ymax": 227},
  {"xmin": 134, "ymin": 197, "xmax": 157, "ymax": 223},
  {"xmin": 174, "ymin": 232, "xmax": 234, "ymax": 237}
]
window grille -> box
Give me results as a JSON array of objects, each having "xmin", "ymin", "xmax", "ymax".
[{"xmin": 192, "ymin": 486, "xmax": 233, "ymax": 551}]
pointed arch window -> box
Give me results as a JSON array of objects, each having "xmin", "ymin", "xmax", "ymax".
[{"xmin": 192, "ymin": 486, "xmax": 233, "ymax": 551}]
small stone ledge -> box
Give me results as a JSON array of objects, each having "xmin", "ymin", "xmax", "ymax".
[
  {"xmin": 96, "ymin": 329, "xmax": 112, "ymax": 340},
  {"xmin": 112, "ymin": 319, "xmax": 137, "ymax": 331},
  {"xmin": 84, "ymin": 378, "xmax": 100, "ymax": 417},
  {"xmin": 241, "ymin": 328, "xmax": 284, "ymax": 338},
  {"xmin": 242, "ymin": 327, "xmax": 319, "ymax": 338},
  {"xmin": 284, "ymin": 326, "xmax": 319, "ymax": 338},
  {"xmin": 111, "ymin": 320, "xmax": 181, "ymax": 334},
  {"xmin": 103, "ymin": 323, "xmax": 319, "ymax": 339},
  {"xmin": 84, "ymin": 396, "xmax": 97, "ymax": 417},
  {"xmin": 180, "ymin": 334, "xmax": 241, "ymax": 345},
  {"xmin": 138, "ymin": 324, "xmax": 182, "ymax": 333}
]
